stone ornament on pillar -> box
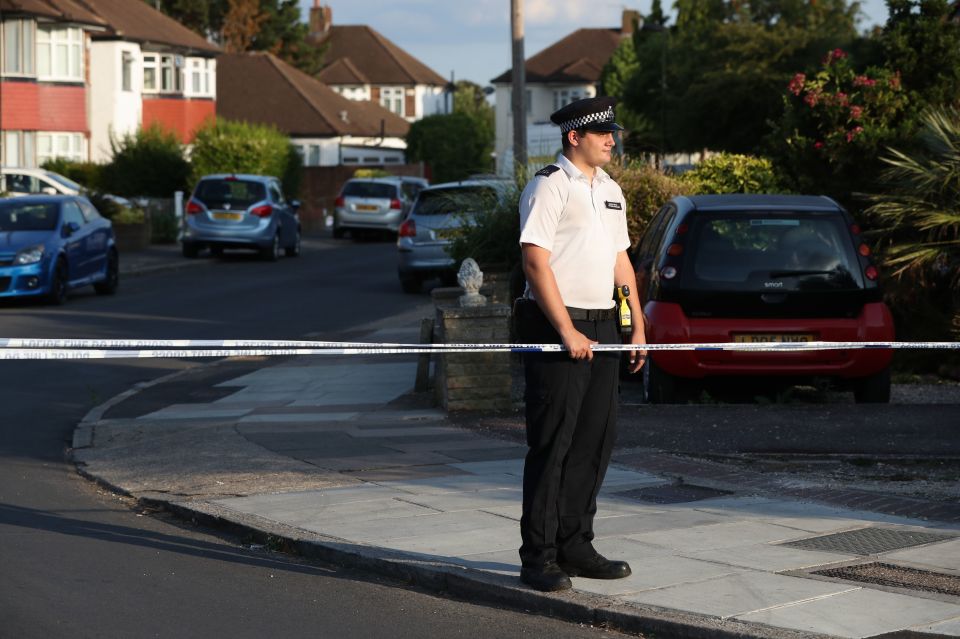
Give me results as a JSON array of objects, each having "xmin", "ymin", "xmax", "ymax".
[{"xmin": 457, "ymin": 258, "xmax": 487, "ymax": 307}]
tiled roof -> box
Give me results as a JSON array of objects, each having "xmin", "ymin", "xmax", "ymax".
[
  {"xmin": 217, "ymin": 52, "xmax": 410, "ymax": 138},
  {"xmin": 83, "ymin": 0, "xmax": 219, "ymax": 54},
  {"xmin": 0, "ymin": 0, "xmax": 107, "ymax": 26},
  {"xmin": 316, "ymin": 25, "xmax": 446, "ymax": 87},
  {"xmin": 0, "ymin": 0, "xmax": 219, "ymax": 54},
  {"xmin": 491, "ymin": 28, "xmax": 624, "ymax": 84}
]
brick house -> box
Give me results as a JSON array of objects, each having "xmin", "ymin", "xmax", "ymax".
[
  {"xmin": 0, "ymin": 0, "xmax": 218, "ymax": 167},
  {"xmin": 490, "ymin": 9, "xmax": 640, "ymax": 174},
  {"xmin": 307, "ymin": 2, "xmax": 449, "ymax": 122}
]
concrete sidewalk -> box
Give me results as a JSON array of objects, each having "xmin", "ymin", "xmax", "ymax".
[{"xmin": 71, "ymin": 318, "xmax": 960, "ymax": 638}]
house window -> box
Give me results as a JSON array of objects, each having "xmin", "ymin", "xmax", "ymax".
[
  {"xmin": 189, "ymin": 58, "xmax": 211, "ymax": 95},
  {"xmin": 36, "ymin": 26, "xmax": 83, "ymax": 81},
  {"xmin": 2, "ymin": 19, "xmax": 36, "ymax": 76},
  {"xmin": 553, "ymin": 88, "xmax": 587, "ymax": 111},
  {"xmin": 1, "ymin": 131, "xmax": 36, "ymax": 167},
  {"xmin": 122, "ymin": 51, "xmax": 133, "ymax": 92},
  {"xmin": 37, "ymin": 132, "xmax": 85, "ymax": 165},
  {"xmin": 143, "ymin": 53, "xmax": 181, "ymax": 93},
  {"xmin": 380, "ymin": 87, "xmax": 404, "ymax": 116}
]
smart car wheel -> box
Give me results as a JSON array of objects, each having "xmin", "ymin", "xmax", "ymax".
[
  {"xmin": 94, "ymin": 250, "xmax": 119, "ymax": 295},
  {"xmin": 285, "ymin": 228, "xmax": 301, "ymax": 257},
  {"xmin": 46, "ymin": 259, "xmax": 68, "ymax": 306},
  {"xmin": 646, "ymin": 359, "xmax": 694, "ymax": 404},
  {"xmin": 853, "ymin": 367, "xmax": 891, "ymax": 404}
]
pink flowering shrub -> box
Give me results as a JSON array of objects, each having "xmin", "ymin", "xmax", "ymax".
[{"xmin": 768, "ymin": 48, "xmax": 909, "ymax": 198}]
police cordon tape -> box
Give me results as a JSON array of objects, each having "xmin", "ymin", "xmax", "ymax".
[{"xmin": 0, "ymin": 338, "xmax": 959, "ymax": 360}]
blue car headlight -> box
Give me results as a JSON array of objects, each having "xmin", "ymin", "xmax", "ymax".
[{"xmin": 13, "ymin": 245, "xmax": 45, "ymax": 265}]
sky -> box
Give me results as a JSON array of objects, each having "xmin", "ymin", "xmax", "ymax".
[{"xmin": 298, "ymin": 0, "xmax": 891, "ymax": 87}]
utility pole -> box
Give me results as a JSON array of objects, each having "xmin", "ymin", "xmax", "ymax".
[{"xmin": 510, "ymin": 0, "xmax": 527, "ymax": 175}]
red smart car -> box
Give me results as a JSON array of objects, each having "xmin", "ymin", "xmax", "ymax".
[{"xmin": 634, "ymin": 194, "xmax": 894, "ymax": 404}]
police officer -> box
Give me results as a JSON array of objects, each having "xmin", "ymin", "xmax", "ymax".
[{"xmin": 515, "ymin": 96, "xmax": 647, "ymax": 592}]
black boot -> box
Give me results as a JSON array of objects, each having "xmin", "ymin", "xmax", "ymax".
[
  {"xmin": 559, "ymin": 552, "xmax": 631, "ymax": 579},
  {"xmin": 520, "ymin": 561, "xmax": 573, "ymax": 592}
]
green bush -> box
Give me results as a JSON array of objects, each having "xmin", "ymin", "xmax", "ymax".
[
  {"xmin": 40, "ymin": 158, "xmax": 106, "ymax": 192},
  {"xmin": 86, "ymin": 192, "xmax": 145, "ymax": 224},
  {"xmin": 102, "ymin": 124, "xmax": 190, "ymax": 198},
  {"xmin": 150, "ymin": 209, "xmax": 179, "ymax": 244},
  {"xmin": 406, "ymin": 113, "xmax": 492, "ymax": 183},
  {"xmin": 680, "ymin": 153, "xmax": 784, "ymax": 195},
  {"xmin": 190, "ymin": 118, "xmax": 302, "ymax": 198},
  {"xmin": 607, "ymin": 160, "xmax": 690, "ymax": 246},
  {"xmin": 448, "ymin": 186, "xmax": 522, "ymax": 274}
]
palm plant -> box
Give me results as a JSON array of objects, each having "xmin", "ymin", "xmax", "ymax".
[
  {"xmin": 866, "ymin": 107, "xmax": 960, "ymax": 341},
  {"xmin": 866, "ymin": 108, "xmax": 960, "ymax": 281}
]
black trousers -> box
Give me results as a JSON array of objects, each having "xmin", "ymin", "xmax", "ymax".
[{"xmin": 516, "ymin": 302, "xmax": 620, "ymax": 567}]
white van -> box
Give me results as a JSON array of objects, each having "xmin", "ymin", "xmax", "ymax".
[{"xmin": 0, "ymin": 167, "xmax": 82, "ymax": 197}]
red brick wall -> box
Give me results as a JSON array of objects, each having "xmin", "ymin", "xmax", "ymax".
[
  {"xmin": 0, "ymin": 82, "xmax": 87, "ymax": 131},
  {"xmin": 297, "ymin": 163, "xmax": 425, "ymax": 232},
  {"xmin": 142, "ymin": 97, "xmax": 215, "ymax": 143}
]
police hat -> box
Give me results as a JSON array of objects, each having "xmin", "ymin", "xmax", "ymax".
[{"xmin": 550, "ymin": 96, "xmax": 624, "ymax": 133}]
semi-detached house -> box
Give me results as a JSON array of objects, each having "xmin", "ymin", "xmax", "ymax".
[{"xmin": 0, "ymin": 0, "xmax": 218, "ymax": 167}]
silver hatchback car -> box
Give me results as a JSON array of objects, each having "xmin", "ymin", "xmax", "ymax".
[
  {"xmin": 333, "ymin": 176, "xmax": 428, "ymax": 238},
  {"xmin": 396, "ymin": 179, "xmax": 507, "ymax": 293},
  {"xmin": 182, "ymin": 174, "xmax": 301, "ymax": 261}
]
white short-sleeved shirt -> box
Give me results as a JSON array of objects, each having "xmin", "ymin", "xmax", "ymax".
[{"xmin": 519, "ymin": 154, "xmax": 630, "ymax": 309}]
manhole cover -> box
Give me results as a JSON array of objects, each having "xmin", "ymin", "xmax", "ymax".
[
  {"xmin": 616, "ymin": 484, "xmax": 733, "ymax": 504},
  {"xmin": 781, "ymin": 527, "xmax": 956, "ymax": 555},
  {"xmin": 812, "ymin": 562, "xmax": 960, "ymax": 597}
]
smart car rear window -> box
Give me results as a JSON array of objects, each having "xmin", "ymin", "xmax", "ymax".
[
  {"xmin": 684, "ymin": 213, "xmax": 862, "ymax": 291},
  {"xmin": 195, "ymin": 180, "xmax": 267, "ymax": 209},
  {"xmin": 0, "ymin": 202, "xmax": 58, "ymax": 231},
  {"xmin": 342, "ymin": 182, "xmax": 397, "ymax": 199},
  {"xmin": 414, "ymin": 187, "xmax": 498, "ymax": 216}
]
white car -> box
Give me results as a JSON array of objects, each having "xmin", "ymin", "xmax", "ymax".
[{"xmin": 1, "ymin": 167, "xmax": 83, "ymax": 197}]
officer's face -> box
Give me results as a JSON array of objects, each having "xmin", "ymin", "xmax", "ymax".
[{"xmin": 576, "ymin": 131, "xmax": 615, "ymax": 166}]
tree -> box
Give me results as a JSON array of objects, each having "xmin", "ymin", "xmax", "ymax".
[
  {"xmin": 452, "ymin": 81, "xmax": 495, "ymax": 168},
  {"xmin": 222, "ymin": 0, "xmax": 267, "ymax": 53},
  {"xmin": 879, "ymin": 0, "xmax": 960, "ymax": 114},
  {"xmin": 406, "ymin": 113, "xmax": 492, "ymax": 183},
  {"xmin": 623, "ymin": 0, "xmax": 861, "ymax": 155}
]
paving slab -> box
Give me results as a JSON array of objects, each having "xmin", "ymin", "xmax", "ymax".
[
  {"xmin": 626, "ymin": 520, "xmax": 808, "ymax": 553},
  {"xmin": 385, "ymin": 524, "xmax": 520, "ymax": 556},
  {"xmin": 735, "ymin": 586, "xmax": 960, "ymax": 637},
  {"xmin": 310, "ymin": 509, "xmax": 515, "ymax": 544},
  {"xmin": 621, "ymin": 571, "xmax": 858, "ymax": 619},
  {"xmin": 681, "ymin": 542, "xmax": 858, "ymax": 572},
  {"xmin": 916, "ymin": 616, "xmax": 960, "ymax": 636}
]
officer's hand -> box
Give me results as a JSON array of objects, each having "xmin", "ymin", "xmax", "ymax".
[
  {"xmin": 627, "ymin": 333, "xmax": 648, "ymax": 374},
  {"xmin": 561, "ymin": 329, "xmax": 596, "ymax": 361}
]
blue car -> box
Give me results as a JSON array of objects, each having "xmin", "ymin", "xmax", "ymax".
[{"xmin": 0, "ymin": 195, "xmax": 118, "ymax": 304}]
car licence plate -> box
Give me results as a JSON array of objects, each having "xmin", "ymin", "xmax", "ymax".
[
  {"xmin": 212, "ymin": 212, "xmax": 243, "ymax": 221},
  {"xmin": 355, "ymin": 204, "xmax": 378, "ymax": 212},
  {"xmin": 733, "ymin": 333, "xmax": 815, "ymax": 343}
]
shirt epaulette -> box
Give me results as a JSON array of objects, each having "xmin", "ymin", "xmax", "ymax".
[{"xmin": 535, "ymin": 165, "xmax": 561, "ymax": 178}]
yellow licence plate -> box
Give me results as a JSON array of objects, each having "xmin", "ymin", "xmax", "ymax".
[
  {"xmin": 733, "ymin": 334, "xmax": 815, "ymax": 343},
  {"xmin": 212, "ymin": 212, "xmax": 243, "ymax": 221},
  {"xmin": 355, "ymin": 204, "xmax": 378, "ymax": 212}
]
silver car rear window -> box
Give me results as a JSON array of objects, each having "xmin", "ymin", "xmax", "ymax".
[
  {"xmin": 196, "ymin": 180, "xmax": 266, "ymax": 209},
  {"xmin": 342, "ymin": 182, "xmax": 397, "ymax": 198}
]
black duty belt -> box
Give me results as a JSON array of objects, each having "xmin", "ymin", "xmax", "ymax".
[{"xmin": 565, "ymin": 306, "xmax": 617, "ymax": 321}]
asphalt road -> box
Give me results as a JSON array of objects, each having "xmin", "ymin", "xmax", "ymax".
[{"xmin": 0, "ymin": 238, "xmax": 633, "ymax": 639}]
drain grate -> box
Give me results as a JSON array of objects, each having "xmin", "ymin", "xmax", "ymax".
[
  {"xmin": 781, "ymin": 527, "xmax": 956, "ymax": 555},
  {"xmin": 812, "ymin": 562, "xmax": 960, "ymax": 597},
  {"xmin": 617, "ymin": 484, "xmax": 733, "ymax": 504}
]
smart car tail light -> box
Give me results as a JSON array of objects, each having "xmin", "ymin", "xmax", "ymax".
[
  {"xmin": 858, "ymin": 243, "xmax": 871, "ymax": 257},
  {"xmin": 865, "ymin": 265, "xmax": 879, "ymax": 281},
  {"xmin": 250, "ymin": 204, "xmax": 273, "ymax": 218},
  {"xmin": 186, "ymin": 199, "xmax": 204, "ymax": 215},
  {"xmin": 390, "ymin": 198, "xmax": 402, "ymax": 210},
  {"xmin": 398, "ymin": 218, "xmax": 417, "ymax": 237},
  {"xmin": 335, "ymin": 195, "xmax": 345, "ymax": 208},
  {"xmin": 667, "ymin": 243, "xmax": 684, "ymax": 257}
]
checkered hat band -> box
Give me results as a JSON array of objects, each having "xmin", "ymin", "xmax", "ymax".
[{"xmin": 560, "ymin": 106, "xmax": 615, "ymax": 133}]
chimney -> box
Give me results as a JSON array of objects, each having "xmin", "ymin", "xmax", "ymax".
[
  {"xmin": 621, "ymin": 9, "xmax": 641, "ymax": 36},
  {"xmin": 309, "ymin": 1, "xmax": 332, "ymax": 41}
]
